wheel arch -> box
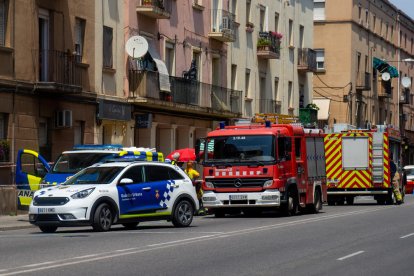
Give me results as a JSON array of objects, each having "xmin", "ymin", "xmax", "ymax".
[
  {"xmin": 171, "ymin": 194, "xmax": 197, "ymax": 214},
  {"xmin": 90, "ymin": 196, "xmax": 119, "ymax": 223}
]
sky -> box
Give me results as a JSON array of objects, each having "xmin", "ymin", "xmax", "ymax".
[{"xmin": 389, "ymin": 0, "xmax": 414, "ymax": 20}]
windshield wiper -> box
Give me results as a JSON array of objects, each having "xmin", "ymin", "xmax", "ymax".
[{"xmin": 248, "ymin": 160, "xmax": 265, "ymax": 167}]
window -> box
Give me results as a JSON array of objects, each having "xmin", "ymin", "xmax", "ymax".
[
  {"xmin": 0, "ymin": 0, "xmax": 8, "ymax": 46},
  {"xmin": 313, "ymin": 0, "xmax": 325, "ymax": 21},
  {"xmin": 38, "ymin": 118, "xmax": 47, "ymax": 147},
  {"xmin": 75, "ymin": 17, "xmax": 86, "ymax": 62},
  {"xmin": 122, "ymin": 166, "xmax": 144, "ymax": 184},
  {"xmin": 192, "ymin": 50, "xmax": 201, "ymax": 81},
  {"xmin": 373, "ymin": 14, "xmax": 376, "ymax": 32},
  {"xmin": 231, "ymin": 64, "xmax": 237, "ymax": 90},
  {"xmin": 103, "ymin": 26, "xmax": 113, "ymax": 68},
  {"xmin": 231, "ymin": 0, "xmax": 237, "ymax": 21},
  {"xmin": 315, "ymin": 49, "xmax": 325, "ymax": 70},
  {"xmin": 74, "ymin": 120, "xmax": 85, "ymax": 145},
  {"xmin": 288, "ymin": 19, "xmax": 293, "ymax": 46},
  {"xmin": 288, "ymin": 81, "xmax": 293, "ymax": 108},
  {"xmin": 245, "ymin": 69, "xmax": 251, "ymax": 98},
  {"xmin": 0, "ymin": 113, "xmax": 6, "ymax": 139},
  {"xmin": 357, "ymin": 52, "xmax": 361, "ymax": 72},
  {"xmin": 299, "ymin": 25, "xmax": 304, "ymax": 48},
  {"xmin": 295, "ymin": 138, "xmax": 301, "ymax": 160},
  {"xmin": 145, "ymin": 165, "xmax": 183, "ymax": 182},
  {"xmin": 277, "ymin": 137, "xmax": 291, "ymax": 161},
  {"xmin": 165, "ymin": 41, "xmax": 175, "ymax": 76},
  {"xmin": 20, "ymin": 153, "xmax": 47, "ymax": 178},
  {"xmin": 259, "ymin": 5, "xmax": 265, "ymax": 32},
  {"xmin": 275, "ymin": 12, "xmax": 279, "ymax": 32},
  {"xmin": 274, "ymin": 79, "xmax": 279, "ymax": 101},
  {"xmin": 246, "ymin": 0, "xmax": 251, "ymax": 23},
  {"xmin": 365, "ymin": 9, "xmax": 369, "ymax": 25},
  {"xmin": 385, "ymin": 23, "xmax": 389, "ymax": 39}
]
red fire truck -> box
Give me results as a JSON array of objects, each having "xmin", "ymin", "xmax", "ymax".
[{"xmin": 197, "ymin": 122, "xmax": 327, "ymax": 217}]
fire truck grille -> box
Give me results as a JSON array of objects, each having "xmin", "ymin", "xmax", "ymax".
[{"xmin": 211, "ymin": 178, "xmax": 271, "ymax": 188}]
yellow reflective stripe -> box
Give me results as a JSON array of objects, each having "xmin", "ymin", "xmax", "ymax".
[
  {"xmin": 120, "ymin": 211, "xmax": 171, "ymax": 219},
  {"xmin": 23, "ymin": 149, "xmax": 39, "ymax": 158},
  {"xmin": 28, "ymin": 175, "xmax": 41, "ymax": 191},
  {"xmin": 19, "ymin": 196, "xmax": 32, "ymax": 206},
  {"xmin": 119, "ymin": 151, "xmax": 128, "ymax": 157}
]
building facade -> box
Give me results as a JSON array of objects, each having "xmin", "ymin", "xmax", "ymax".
[
  {"xmin": 313, "ymin": 0, "xmax": 414, "ymax": 163},
  {"xmin": 229, "ymin": 0, "xmax": 316, "ymax": 118},
  {"xmin": 125, "ymin": 0, "xmax": 242, "ymax": 155}
]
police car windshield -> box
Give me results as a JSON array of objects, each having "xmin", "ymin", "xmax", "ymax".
[
  {"xmin": 65, "ymin": 167, "xmax": 123, "ymax": 185},
  {"xmin": 204, "ymin": 135, "xmax": 276, "ymax": 163},
  {"xmin": 52, "ymin": 152, "xmax": 119, "ymax": 173}
]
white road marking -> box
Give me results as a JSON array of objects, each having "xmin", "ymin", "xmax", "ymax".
[
  {"xmin": 337, "ymin": 251, "xmax": 365, "ymax": 261},
  {"xmin": 400, "ymin": 233, "xmax": 414, "ymax": 239},
  {"xmin": 0, "ymin": 206, "xmax": 398, "ymax": 275},
  {"xmin": 72, "ymin": 254, "xmax": 99, "ymax": 259},
  {"xmin": 21, "ymin": 262, "xmax": 55, "ymax": 268},
  {"xmin": 115, "ymin": 248, "xmax": 137, "ymax": 252}
]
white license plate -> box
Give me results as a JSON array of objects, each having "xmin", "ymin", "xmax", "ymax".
[
  {"xmin": 229, "ymin": 195, "xmax": 247, "ymax": 200},
  {"xmin": 38, "ymin": 208, "xmax": 56, "ymax": 214}
]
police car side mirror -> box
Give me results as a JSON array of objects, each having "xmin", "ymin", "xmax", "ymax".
[{"xmin": 119, "ymin": 178, "xmax": 133, "ymax": 185}]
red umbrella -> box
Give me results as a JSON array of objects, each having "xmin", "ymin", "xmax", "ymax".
[{"xmin": 166, "ymin": 148, "xmax": 196, "ymax": 162}]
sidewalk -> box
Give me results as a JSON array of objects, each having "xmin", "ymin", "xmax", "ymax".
[{"xmin": 0, "ymin": 212, "xmax": 34, "ymax": 231}]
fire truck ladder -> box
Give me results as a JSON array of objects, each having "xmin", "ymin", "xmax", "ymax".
[{"xmin": 372, "ymin": 132, "xmax": 384, "ymax": 183}]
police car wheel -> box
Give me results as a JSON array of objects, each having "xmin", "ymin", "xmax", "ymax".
[
  {"xmin": 122, "ymin": 222, "xmax": 139, "ymax": 230},
  {"xmin": 92, "ymin": 203, "xmax": 113, "ymax": 232},
  {"xmin": 39, "ymin": 225, "xmax": 57, "ymax": 233},
  {"xmin": 172, "ymin": 200, "xmax": 194, "ymax": 227}
]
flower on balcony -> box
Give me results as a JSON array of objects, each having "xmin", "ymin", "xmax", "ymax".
[
  {"xmin": 257, "ymin": 37, "xmax": 271, "ymax": 47},
  {"xmin": 143, "ymin": 0, "xmax": 152, "ymax": 5},
  {"xmin": 270, "ymin": 31, "xmax": 283, "ymax": 39}
]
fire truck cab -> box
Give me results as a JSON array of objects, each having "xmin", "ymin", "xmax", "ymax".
[{"xmin": 197, "ymin": 121, "xmax": 327, "ymax": 217}]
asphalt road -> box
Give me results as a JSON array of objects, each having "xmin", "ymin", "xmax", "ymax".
[{"xmin": 1, "ymin": 196, "xmax": 414, "ymax": 276}]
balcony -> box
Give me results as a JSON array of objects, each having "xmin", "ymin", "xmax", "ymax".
[
  {"xmin": 258, "ymin": 99, "xmax": 282, "ymax": 114},
  {"xmin": 257, "ymin": 31, "xmax": 281, "ymax": 59},
  {"xmin": 377, "ymin": 78, "xmax": 391, "ymax": 99},
  {"xmin": 356, "ymin": 72, "xmax": 371, "ymax": 90},
  {"xmin": 129, "ymin": 70, "xmax": 242, "ymax": 117},
  {"xmin": 297, "ymin": 48, "xmax": 317, "ymax": 72},
  {"xmin": 136, "ymin": 0, "xmax": 171, "ymax": 19},
  {"xmin": 208, "ymin": 9, "xmax": 236, "ymax": 42},
  {"xmin": 36, "ymin": 50, "xmax": 82, "ymax": 93}
]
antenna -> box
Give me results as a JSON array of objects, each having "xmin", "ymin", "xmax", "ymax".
[
  {"xmin": 401, "ymin": 76, "xmax": 411, "ymax": 88},
  {"xmin": 125, "ymin": 36, "xmax": 149, "ymax": 59},
  {"xmin": 381, "ymin": 72, "xmax": 390, "ymax": 81}
]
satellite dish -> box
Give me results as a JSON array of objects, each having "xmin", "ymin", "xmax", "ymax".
[
  {"xmin": 401, "ymin": 76, "xmax": 411, "ymax": 88},
  {"xmin": 381, "ymin": 72, "xmax": 390, "ymax": 81},
  {"xmin": 125, "ymin": 36, "xmax": 149, "ymax": 58}
]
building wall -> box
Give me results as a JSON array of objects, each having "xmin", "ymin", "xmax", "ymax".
[{"xmin": 229, "ymin": 0, "xmax": 314, "ymax": 118}]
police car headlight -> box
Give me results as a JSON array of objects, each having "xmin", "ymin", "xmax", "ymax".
[
  {"xmin": 205, "ymin": 181, "xmax": 214, "ymax": 188},
  {"xmin": 71, "ymin": 188, "xmax": 95, "ymax": 199},
  {"xmin": 263, "ymin": 180, "xmax": 273, "ymax": 188}
]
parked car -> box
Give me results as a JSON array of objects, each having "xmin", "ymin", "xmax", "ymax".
[
  {"xmin": 29, "ymin": 161, "xmax": 198, "ymax": 233},
  {"xmin": 403, "ymin": 165, "xmax": 414, "ymax": 195}
]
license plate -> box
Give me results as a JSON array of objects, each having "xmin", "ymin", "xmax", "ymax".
[
  {"xmin": 229, "ymin": 194, "xmax": 247, "ymax": 200},
  {"xmin": 38, "ymin": 208, "xmax": 56, "ymax": 214}
]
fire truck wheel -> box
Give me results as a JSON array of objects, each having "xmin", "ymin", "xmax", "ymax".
[
  {"xmin": 346, "ymin": 196, "xmax": 354, "ymax": 205},
  {"xmin": 282, "ymin": 189, "xmax": 298, "ymax": 216},
  {"xmin": 385, "ymin": 190, "xmax": 395, "ymax": 205},
  {"xmin": 376, "ymin": 199, "xmax": 386, "ymax": 205},
  {"xmin": 308, "ymin": 189, "xmax": 322, "ymax": 214},
  {"xmin": 327, "ymin": 200, "xmax": 335, "ymax": 206}
]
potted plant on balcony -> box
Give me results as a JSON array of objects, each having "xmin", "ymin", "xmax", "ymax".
[
  {"xmin": 257, "ymin": 37, "xmax": 272, "ymax": 51},
  {"xmin": 142, "ymin": 0, "xmax": 152, "ymax": 6}
]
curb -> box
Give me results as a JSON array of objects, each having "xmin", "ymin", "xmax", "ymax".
[{"xmin": 0, "ymin": 224, "xmax": 36, "ymax": 232}]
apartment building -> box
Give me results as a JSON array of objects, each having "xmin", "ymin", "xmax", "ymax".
[
  {"xmin": 125, "ymin": 0, "xmax": 242, "ymax": 155},
  {"xmin": 0, "ymin": 0, "xmax": 131, "ymax": 166},
  {"xmin": 313, "ymin": 0, "xmax": 414, "ymax": 164},
  {"xmin": 228, "ymin": 0, "xmax": 316, "ymax": 118}
]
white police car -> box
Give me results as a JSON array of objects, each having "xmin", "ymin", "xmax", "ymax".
[{"xmin": 29, "ymin": 161, "xmax": 199, "ymax": 233}]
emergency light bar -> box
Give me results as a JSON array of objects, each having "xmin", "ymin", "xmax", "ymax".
[
  {"xmin": 118, "ymin": 151, "xmax": 164, "ymax": 162},
  {"xmin": 73, "ymin": 144, "xmax": 124, "ymax": 150}
]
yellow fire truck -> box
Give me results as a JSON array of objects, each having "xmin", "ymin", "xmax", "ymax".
[{"xmin": 324, "ymin": 124, "xmax": 404, "ymax": 205}]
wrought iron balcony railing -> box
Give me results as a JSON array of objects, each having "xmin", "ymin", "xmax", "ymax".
[
  {"xmin": 37, "ymin": 49, "xmax": 82, "ymax": 92},
  {"xmin": 136, "ymin": 0, "xmax": 171, "ymax": 19},
  {"xmin": 257, "ymin": 31, "xmax": 281, "ymax": 59},
  {"xmin": 297, "ymin": 48, "xmax": 317, "ymax": 72},
  {"xmin": 129, "ymin": 70, "xmax": 242, "ymax": 115},
  {"xmin": 209, "ymin": 9, "xmax": 236, "ymax": 42}
]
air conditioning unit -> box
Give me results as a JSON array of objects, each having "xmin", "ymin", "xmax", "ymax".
[{"xmin": 55, "ymin": 110, "xmax": 73, "ymax": 128}]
